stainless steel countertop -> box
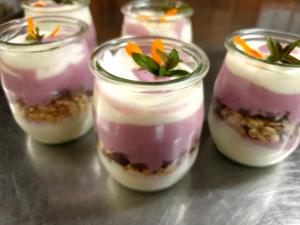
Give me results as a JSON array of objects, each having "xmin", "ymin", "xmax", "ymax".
[{"xmin": 0, "ymin": 49, "xmax": 300, "ymax": 225}]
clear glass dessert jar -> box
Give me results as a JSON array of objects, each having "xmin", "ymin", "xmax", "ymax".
[
  {"xmin": 0, "ymin": 16, "xmax": 94, "ymax": 144},
  {"xmin": 208, "ymin": 29, "xmax": 300, "ymax": 167},
  {"xmin": 121, "ymin": 0, "xmax": 193, "ymax": 43},
  {"xmin": 90, "ymin": 36, "xmax": 209, "ymax": 191},
  {"xmin": 22, "ymin": 0, "xmax": 97, "ymax": 50}
]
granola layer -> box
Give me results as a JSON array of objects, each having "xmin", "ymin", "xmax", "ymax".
[{"xmin": 17, "ymin": 90, "xmax": 92, "ymax": 123}]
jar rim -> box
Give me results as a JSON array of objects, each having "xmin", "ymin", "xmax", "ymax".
[
  {"xmin": 225, "ymin": 28, "xmax": 300, "ymax": 68},
  {"xmin": 121, "ymin": 0, "xmax": 194, "ymax": 22},
  {"xmin": 0, "ymin": 16, "xmax": 88, "ymax": 53},
  {"xmin": 90, "ymin": 36, "xmax": 209, "ymax": 87},
  {"xmin": 22, "ymin": 0, "xmax": 90, "ymax": 13}
]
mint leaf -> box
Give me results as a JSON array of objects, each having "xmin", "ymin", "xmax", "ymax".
[
  {"xmin": 156, "ymin": 49, "xmax": 168, "ymax": 64},
  {"xmin": 282, "ymin": 40, "xmax": 300, "ymax": 56},
  {"xmin": 281, "ymin": 54, "xmax": 300, "ymax": 65},
  {"xmin": 159, "ymin": 67, "xmax": 167, "ymax": 76},
  {"xmin": 132, "ymin": 53, "xmax": 160, "ymax": 74},
  {"xmin": 265, "ymin": 37, "xmax": 300, "ymax": 65},
  {"xmin": 267, "ymin": 36, "xmax": 280, "ymax": 62},
  {"xmin": 166, "ymin": 49, "xmax": 179, "ymax": 69}
]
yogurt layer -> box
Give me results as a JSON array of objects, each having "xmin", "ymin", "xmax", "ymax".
[{"xmin": 208, "ymin": 110, "xmax": 297, "ymax": 166}]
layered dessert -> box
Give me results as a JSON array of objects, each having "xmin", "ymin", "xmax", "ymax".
[
  {"xmin": 91, "ymin": 38, "xmax": 209, "ymax": 191},
  {"xmin": 209, "ymin": 30, "xmax": 300, "ymax": 166},
  {"xmin": 0, "ymin": 17, "xmax": 93, "ymax": 143},
  {"xmin": 121, "ymin": 0, "xmax": 193, "ymax": 42},
  {"xmin": 22, "ymin": 0, "xmax": 97, "ymax": 50}
]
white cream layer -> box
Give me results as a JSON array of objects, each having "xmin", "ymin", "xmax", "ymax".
[
  {"xmin": 208, "ymin": 109, "xmax": 294, "ymax": 166},
  {"xmin": 124, "ymin": 17, "xmax": 192, "ymax": 42},
  {"xmin": 1, "ymin": 40, "xmax": 85, "ymax": 80},
  {"xmin": 24, "ymin": 3, "xmax": 93, "ymax": 25},
  {"xmin": 226, "ymin": 41, "xmax": 300, "ymax": 94},
  {"xmin": 12, "ymin": 104, "xmax": 92, "ymax": 144},
  {"xmin": 100, "ymin": 148, "xmax": 197, "ymax": 191},
  {"xmin": 94, "ymin": 81, "xmax": 203, "ymax": 125}
]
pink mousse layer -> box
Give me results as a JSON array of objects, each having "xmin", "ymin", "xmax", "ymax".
[
  {"xmin": 1, "ymin": 41, "xmax": 93, "ymax": 106},
  {"xmin": 214, "ymin": 63, "xmax": 300, "ymax": 122},
  {"xmin": 122, "ymin": 17, "xmax": 186, "ymax": 40},
  {"xmin": 95, "ymin": 105, "xmax": 204, "ymax": 172},
  {"xmin": 85, "ymin": 24, "xmax": 97, "ymax": 50}
]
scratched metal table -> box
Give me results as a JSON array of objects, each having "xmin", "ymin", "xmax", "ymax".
[{"xmin": 0, "ymin": 48, "xmax": 300, "ymax": 225}]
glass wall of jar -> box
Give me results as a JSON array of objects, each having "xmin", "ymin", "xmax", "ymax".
[
  {"xmin": 121, "ymin": 0, "xmax": 193, "ymax": 43},
  {"xmin": 0, "ymin": 16, "xmax": 94, "ymax": 144},
  {"xmin": 90, "ymin": 36, "xmax": 209, "ymax": 191},
  {"xmin": 208, "ymin": 29, "xmax": 300, "ymax": 166},
  {"xmin": 22, "ymin": 0, "xmax": 97, "ymax": 50}
]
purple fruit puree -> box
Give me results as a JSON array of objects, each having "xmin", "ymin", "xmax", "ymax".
[
  {"xmin": 174, "ymin": 19, "xmax": 186, "ymax": 39},
  {"xmin": 132, "ymin": 68, "xmax": 170, "ymax": 82},
  {"xmin": 86, "ymin": 24, "xmax": 97, "ymax": 50},
  {"xmin": 122, "ymin": 18, "xmax": 150, "ymax": 36},
  {"xmin": 95, "ymin": 105, "xmax": 204, "ymax": 172},
  {"xmin": 0, "ymin": 41, "xmax": 93, "ymax": 106},
  {"xmin": 214, "ymin": 63, "xmax": 300, "ymax": 122}
]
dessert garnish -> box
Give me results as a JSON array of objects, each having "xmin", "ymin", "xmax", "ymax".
[
  {"xmin": 31, "ymin": 0, "xmax": 47, "ymax": 7},
  {"xmin": 234, "ymin": 35, "xmax": 300, "ymax": 65},
  {"xmin": 26, "ymin": 17, "xmax": 61, "ymax": 43},
  {"xmin": 233, "ymin": 36, "xmax": 263, "ymax": 59},
  {"xmin": 125, "ymin": 39, "xmax": 190, "ymax": 77},
  {"xmin": 136, "ymin": 4, "xmax": 191, "ymax": 23},
  {"xmin": 266, "ymin": 37, "xmax": 300, "ymax": 65}
]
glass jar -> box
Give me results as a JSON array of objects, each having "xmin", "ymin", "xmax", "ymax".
[
  {"xmin": 121, "ymin": 0, "xmax": 193, "ymax": 42},
  {"xmin": 0, "ymin": 16, "xmax": 93, "ymax": 144},
  {"xmin": 22, "ymin": 0, "xmax": 97, "ymax": 50},
  {"xmin": 208, "ymin": 28, "xmax": 300, "ymax": 166},
  {"xmin": 90, "ymin": 36, "xmax": 209, "ymax": 191}
]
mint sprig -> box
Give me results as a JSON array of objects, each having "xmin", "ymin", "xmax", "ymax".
[
  {"xmin": 132, "ymin": 49, "xmax": 190, "ymax": 77},
  {"xmin": 25, "ymin": 27, "xmax": 45, "ymax": 43},
  {"xmin": 266, "ymin": 37, "xmax": 300, "ymax": 65}
]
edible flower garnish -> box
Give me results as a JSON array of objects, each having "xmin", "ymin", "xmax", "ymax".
[
  {"xmin": 137, "ymin": 4, "xmax": 191, "ymax": 23},
  {"xmin": 26, "ymin": 17, "xmax": 61, "ymax": 43},
  {"xmin": 125, "ymin": 39, "xmax": 190, "ymax": 77},
  {"xmin": 266, "ymin": 37, "xmax": 300, "ymax": 65},
  {"xmin": 233, "ymin": 36, "xmax": 263, "ymax": 59},
  {"xmin": 31, "ymin": 0, "xmax": 47, "ymax": 7}
]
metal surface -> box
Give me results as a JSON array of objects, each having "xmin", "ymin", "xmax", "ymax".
[{"xmin": 0, "ymin": 49, "xmax": 300, "ymax": 225}]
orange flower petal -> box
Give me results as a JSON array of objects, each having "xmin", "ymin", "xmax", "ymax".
[
  {"xmin": 151, "ymin": 39, "xmax": 164, "ymax": 64},
  {"xmin": 233, "ymin": 36, "xmax": 263, "ymax": 59},
  {"xmin": 159, "ymin": 16, "xmax": 167, "ymax": 23},
  {"xmin": 31, "ymin": 1, "xmax": 47, "ymax": 7},
  {"xmin": 125, "ymin": 42, "xmax": 143, "ymax": 57},
  {"xmin": 49, "ymin": 26, "xmax": 61, "ymax": 38},
  {"xmin": 136, "ymin": 15, "xmax": 151, "ymax": 21},
  {"xmin": 165, "ymin": 8, "xmax": 178, "ymax": 16},
  {"xmin": 27, "ymin": 17, "xmax": 35, "ymax": 36}
]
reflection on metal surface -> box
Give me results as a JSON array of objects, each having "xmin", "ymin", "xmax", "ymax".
[{"xmin": 25, "ymin": 132, "xmax": 102, "ymax": 206}]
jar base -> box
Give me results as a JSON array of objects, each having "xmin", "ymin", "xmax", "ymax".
[
  {"xmin": 99, "ymin": 148, "xmax": 198, "ymax": 192},
  {"xmin": 208, "ymin": 109, "xmax": 294, "ymax": 167},
  {"xmin": 14, "ymin": 107, "xmax": 93, "ymax": 144}
]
